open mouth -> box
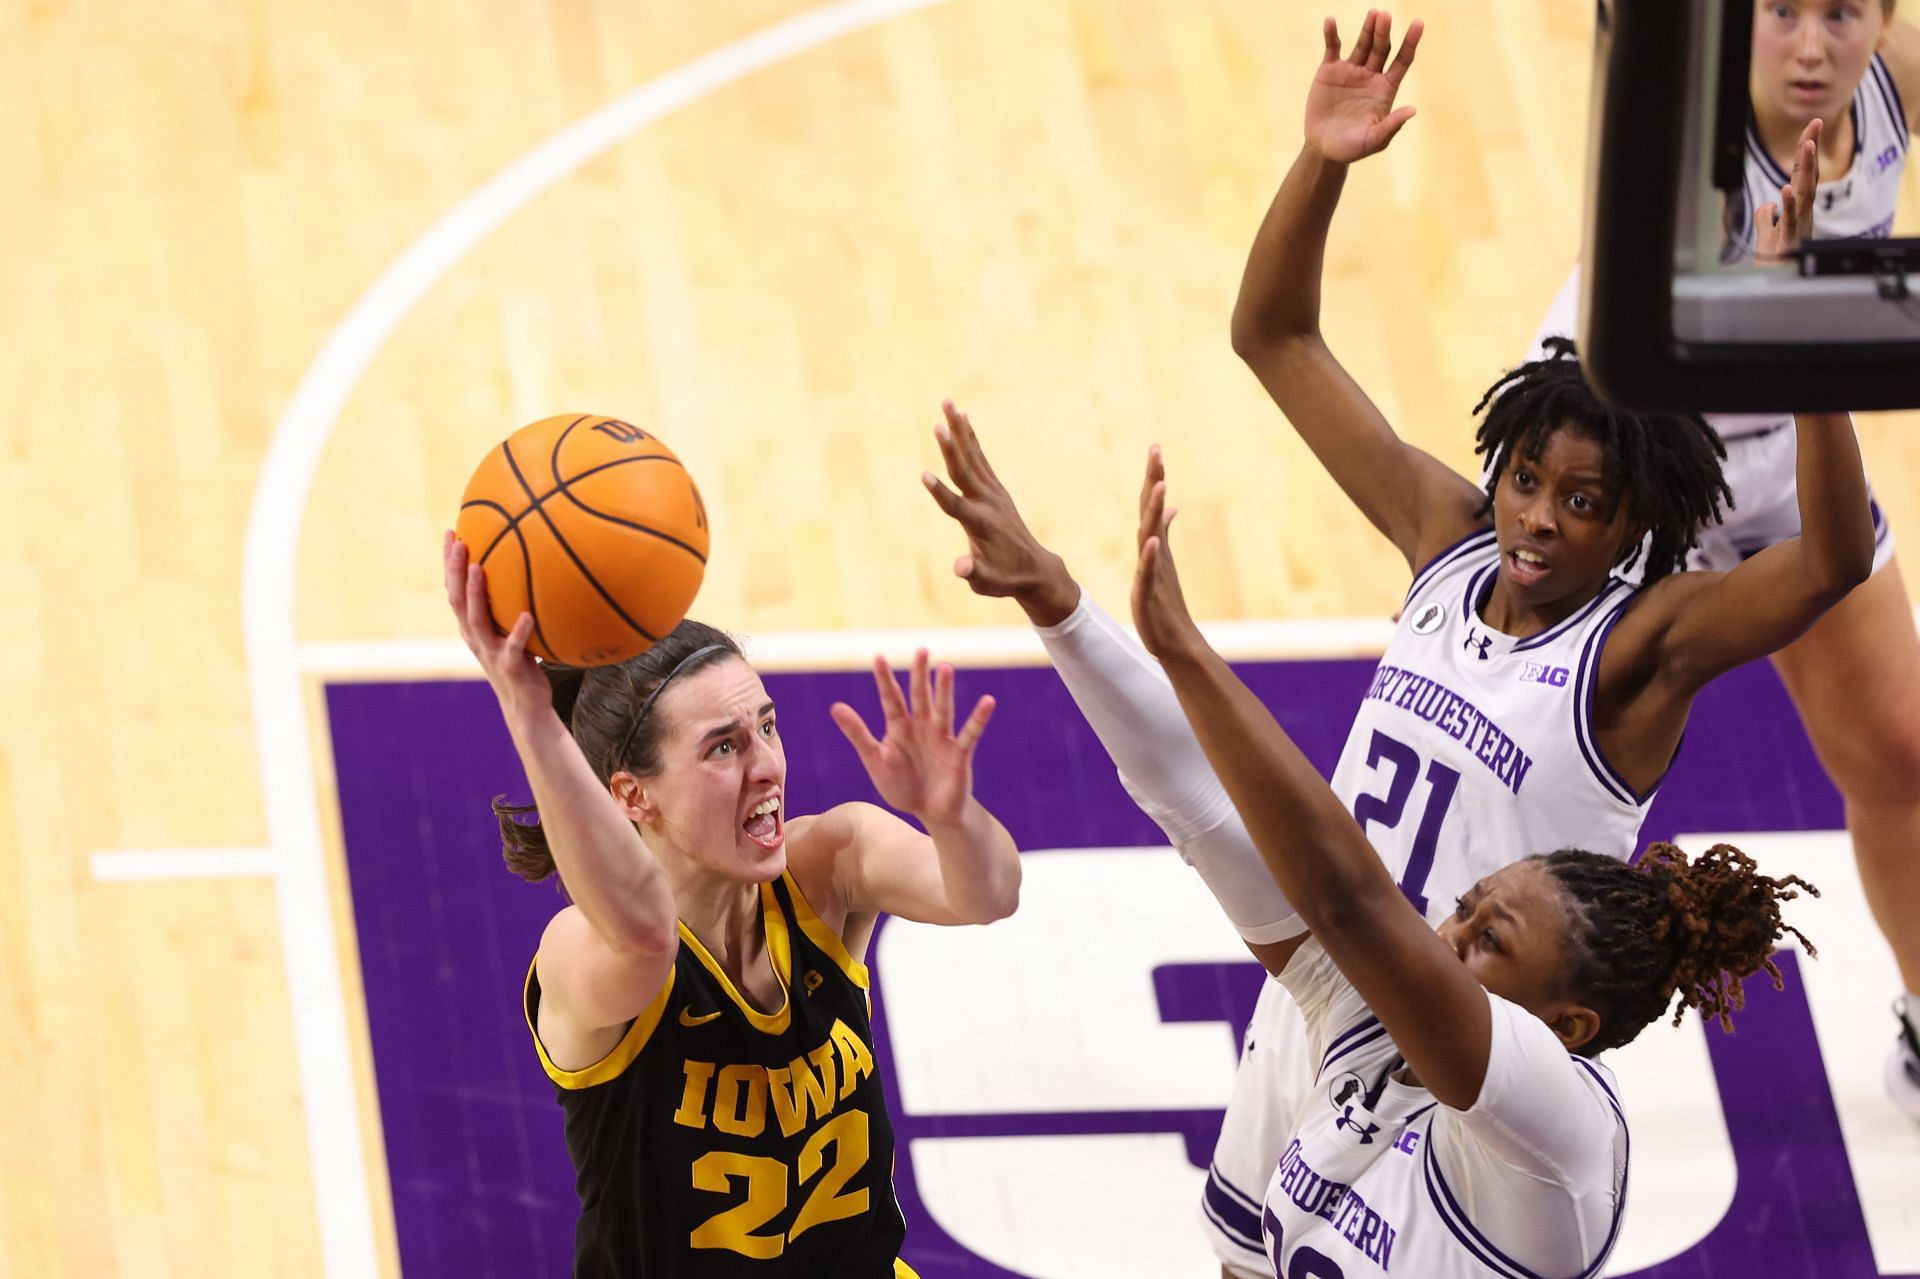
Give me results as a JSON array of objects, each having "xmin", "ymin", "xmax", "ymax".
[
  {"xmin": 1788, "ymin": 79, "xmax": 1828, "ymax": 100},
  {"xmin": 1505, "ymin": 547, "xmax": 1550, "ymax": 587},
  {"xmin": 743, "ymin": 795, "xmax": 782, "ymax": 849}
]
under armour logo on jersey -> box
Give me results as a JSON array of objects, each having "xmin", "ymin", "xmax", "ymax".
[
  {"xmin": 1410, "ymin": 602, "xmax": 1444, "ymax": 635},
  {"xmin": 1463, "ymin": 629, "xmax": 1493, "ymax": 661},
  {"xmin": 1335, "ymin": 1106, "xmax": 1381, "ymax": 1145}
]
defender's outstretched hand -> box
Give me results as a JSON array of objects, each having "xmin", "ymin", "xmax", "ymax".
[
  {"xmin": 1130, "ymin": 450, "xmax": 1204, "ymax": 664},
  {"xmin": 1754, "ymin": 117, "xmax": 1822, "ymax": 263},
  {"xmin": 1306, "ymin": 9, "xmax": 1424, "ymax": 164},
  {"xmin": 830, "ymin": 649, "xmax": 996, "ymax": 829},
  {"xmin": 922, "ymin": 400, "xmax": 1079, "ymax": 627}
]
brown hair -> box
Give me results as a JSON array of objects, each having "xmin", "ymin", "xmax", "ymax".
[
  {"xmin": 1540, "ymin": 842, "xmax": 1817, "ymax": 1055},
  {"xmin": 493, "ymin": 619, "xmax": 743, "ymax": 883}
]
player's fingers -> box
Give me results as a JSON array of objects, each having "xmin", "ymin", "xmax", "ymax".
[
  {"xmin": 502, "ymin": 612, "xmax": 534, "ymax": 660},
  {"xmin": 955, "ymin": 694, "xmax": 997, "ymax": 755},
  {"xmin": 938, "ymin": 402, "xmax": 989, "ymax": 494},
  {"xmin": 934, "ymin": 661, "xmax": 956, "ymax": 732},
  {"xmin": 828, "ymin": 702, "xmax": 883, "ymax": 761},
  {"xmin": 1322, "ymin": 16, "xmax": 1341, "ymax": 62},
  {"xmin": 946, "ymin": 401, "xmax": 1000, "ymax": 486},
  {"xmin": 465, "ymin": 563, "xmax": 495, "ymax": 637},
  {"xmin": 923, "ymin": 471, "xmax": 969, "ymax": 520},
  {"xmin": 1385, "ymin": 18, "xmax": 1423, "ymax": 86},
  {"xmin": 444, "ymin": 533, "xmax": 466, "ymax": 607},
  {"xmin": 1138, "ymin": 444, "xmax": 1165, "ymax": 518},
  {"xmin": 1349, "ymin": 10, "xmax": 1375, "ymax": 65},
  {"xmin": 872, "ymin": 654, "xmax": 911, "ymax": 726},
  {"xmin": 909, "ymin": 648, "xmax": 933, "ymax": 719},
  {"xmin": 1376, "ymin": 106, "xmax": 1417, "ymax": 149},
  {"xmin": 1368, "ymin": 11, "xmax": 1393, "ymax": 74}
]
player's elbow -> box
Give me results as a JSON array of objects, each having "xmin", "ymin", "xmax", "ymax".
[{"xmin": 961, "ymin": 862, "xmax": 1023, "ymax": 924}]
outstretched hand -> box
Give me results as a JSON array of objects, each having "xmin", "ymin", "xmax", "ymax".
[
  {"xmin": 444, "ymin": 531, "xmax": 550, "ymax": 718},
  {"xmin": 1754, "ymin": 117, "xmax": 1821, "ymax": 263},
  {"xmin": 1305, "ymin": 9, "xmax": 1424, "ymax": 164},
  {"xmin": 830, "ymin": 650, "xmax": 996, "ymax": 828},
  {"xmin": 922, "ymin": 401, "xmax": 1079, "ymax": 627},
  {"xmin": 1129, "ymin": 448, "xmax": 1205, "ymax": 663}
]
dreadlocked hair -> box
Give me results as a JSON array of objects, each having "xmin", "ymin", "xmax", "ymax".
[
  {"xmin": 1540, "ymin": 843, "xmax": 1817, "ymax": 1055},
  {"xmin": 1471, "ymin": 338, "xmax": 1732, "ymax": 584}
]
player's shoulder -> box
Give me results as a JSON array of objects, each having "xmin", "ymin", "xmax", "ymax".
[
  {"xmin": 782, "ymin": 803, "xmax": 893, "ymax": 924},
  {"xmin": 1880, "ymin": 27, "xmax": 1920, "ymax": 133}
]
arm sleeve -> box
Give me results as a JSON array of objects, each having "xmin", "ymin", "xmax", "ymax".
[
  {"xmin": 1461, "ymin": 993, "xmax": 1620, "ymax": 1181},
  {"xmin": 1033, "ymin": 592, "xmax": 1304, "ymax": 943}
]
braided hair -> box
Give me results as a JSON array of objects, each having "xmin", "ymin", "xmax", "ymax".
[
  {"xmin": 493, "ymin": 619, "xmax": 743, "ymax": 884},
  {"xmin": 1472, "ymin": 338, "xmax": 1732, "ymax": 583},
  {"xmin": 1542, "ymin": 843, "xmax": 1817, "ymax": 1056}
]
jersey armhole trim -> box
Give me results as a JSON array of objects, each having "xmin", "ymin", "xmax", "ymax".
[
  {"xmin": 1405, "ymin": 527, "xmax": 1498, "ymax": 609},
  {"xmin": 1571, "ymin": 595, "xmax": 1667, "ymax": 808},
  {"xmin": 778, "ymin": 870, "xmax": 870, "ymax": 989},
  {"xmin": 525, "ymin": 957, "xmax": 676, "ymax": 1090},
  {"xmin": 1870, "ymin": 56, "xmax": 1909, "ymax": 151}
]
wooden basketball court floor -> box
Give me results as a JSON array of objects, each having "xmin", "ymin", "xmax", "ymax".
[{"xmin": 8, "ymin": 1, "xmax": 1919, "ymax": 1274}]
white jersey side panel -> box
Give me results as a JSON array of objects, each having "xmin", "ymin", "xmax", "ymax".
[
  {"xmin": 1329, "ymin": 529, "xmax": 1654, "ymax": 926},
  {"xmin": 1262, "ymin": 942, "xmax": 1628, "ymax": 1279}
]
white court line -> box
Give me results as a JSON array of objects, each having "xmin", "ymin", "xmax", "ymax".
[
  {"xmin": 238, "ymin": 2, "xmax": 958, "ymax": 1273},
  {"xmin": 91, "ymin": 848, "xmax": 277, "ymax": 881}
]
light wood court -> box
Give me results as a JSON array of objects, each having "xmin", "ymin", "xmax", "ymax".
[{"xmin": 6, "ymin": 0, "xmax": 1916, "ymax": 1274}]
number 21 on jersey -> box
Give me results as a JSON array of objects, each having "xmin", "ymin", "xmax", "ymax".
[{"xmin": 1351, "ymin": 729, "xmax": 1460, "ymax": 916}]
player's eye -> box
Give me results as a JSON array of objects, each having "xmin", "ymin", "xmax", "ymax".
[
  {"xmin": 710, "ymin": 739, "xmax": 736, "ymax": 758},
  {"xmin": 759, "ymin": 719, "xmax": 777, "ymax": 738},
  {"xmin": 1568, "ymin": 493, "xmax": 1594, "ymax": 513},
  {"xmin": 1454, "ymin": 895, "xmax": 1470, "ymax": 919},
  {"xmin": 1483, "ymin": 927, "xmax": 1502, "ymax": 954}
]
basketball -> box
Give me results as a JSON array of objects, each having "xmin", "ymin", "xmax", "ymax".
[{"xmin": 454, "ymin": 413, "xmax": 709, "ymax": 667}]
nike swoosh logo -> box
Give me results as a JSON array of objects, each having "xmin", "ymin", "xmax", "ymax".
[{"xmin": 679, "ymin": 1007, "xmax": 722, "ymax": 1028}]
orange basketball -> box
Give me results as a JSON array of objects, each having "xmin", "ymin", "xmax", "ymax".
[{"xmin": 454, "ymin": 414, "xmax": 709, "ymax": 667}]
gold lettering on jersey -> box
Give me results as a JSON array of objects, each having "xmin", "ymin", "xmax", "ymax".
[
  {"xmin": 676, "ymin": 1019, "xmax": 875, "ymax": 1138},
  {"xmin": 674, "ymin": 1060, "xmax": 717, "ymax": 1130},
  {"xmin": 828, "ymin": 1018, "xmax": 874, "ymax": 1100},
  {"xmin": 713, "ymin": 1064, "xmax": 769, "ymax": 1138}
]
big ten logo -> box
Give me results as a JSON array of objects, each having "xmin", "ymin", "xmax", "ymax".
[
  {"xmin": 1520, "ymin": 661, "xmax": 1569, "ymax": 687},
  {"xmin": 591, "ymin": 418, "xmax": 652, "ymax": 445},
  {"xmin": 873, "ymin": 842, "xmax": 1915, "ymax": 1277},
  {"xmin": 1876, "ymin": 144, "xmax": 1901, "ymax": 175},
  {"xmin": 674, "ymin": 1018, "xmax": 879, "ymax": 1259}
]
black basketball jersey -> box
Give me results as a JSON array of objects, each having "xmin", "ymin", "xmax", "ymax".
[{"xmin": 524, "ymin": 872, "xmax": 913, "ymax": 1279}]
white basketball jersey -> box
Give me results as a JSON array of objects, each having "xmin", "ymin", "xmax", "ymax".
[
  {"xmin": 1262, "ymin": 942, "xmax": 1628, "ymax": 1279},
  {"xmin": 1328, "ymin": 529, "xmax": 1655, "ymax": 928},
  {"xmin": 1727, "ymin": 53, "xmax": 1910, "ymax": 254}
]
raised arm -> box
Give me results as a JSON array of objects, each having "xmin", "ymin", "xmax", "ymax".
[
  {"xmin": 1231, "ymin": 12, "xmax": 1484, "ymax": 569},
  {"xmin": 445, "ymin": 534, "xmax": 679, "ymax": 1059},
  {"xmin": 1128, "ymin": 469, "xmax": 1494, "ymax": 1107},
  {"xmin": 1610, "ymin": 411, "xmax": 1872, "ymax": 704},
  {"xmin": 923, "ymin": 404, "xmax": 1305, "ymax": 949},
  {"xmin": 798, "ymin": 649, "xmax": 1019, "ymax": 939}
]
